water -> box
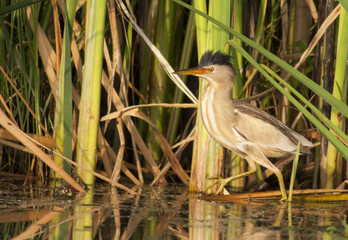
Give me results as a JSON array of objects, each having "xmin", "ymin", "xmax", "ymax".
[{"xmin": 0, "ymin": 181, "xmax": 347, "ymax": 239}]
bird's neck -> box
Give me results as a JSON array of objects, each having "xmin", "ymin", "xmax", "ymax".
[
  {"xmin": 200, "ymin": 82, "xmax": 236, "ymax": 123},
  {"xmin": 200, "ymin": 82, "xmax": 236, "ymax": 136},
  {"xmin": 202, "ymin": 82, "xmax": 234, "ymax": 102}
]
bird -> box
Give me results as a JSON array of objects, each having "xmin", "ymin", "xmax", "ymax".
[{"xmin": 174, "ymin": 50, "xmax": 313, "ymax": 201}]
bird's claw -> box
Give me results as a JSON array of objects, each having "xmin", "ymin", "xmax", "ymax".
[{"xmin": 205, "ymin": 177, "xmax": 230, "ymax": 194}]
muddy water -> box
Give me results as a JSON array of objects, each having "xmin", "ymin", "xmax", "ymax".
[{"xmin": 0, "ymin": 181, "xmax": 347, "ymax": 239}]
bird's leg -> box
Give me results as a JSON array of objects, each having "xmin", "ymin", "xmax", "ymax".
[
  {"xmin": 272, "ymin": 168, "xmax": 287, "ymax": 202},
  {"xmin": 205, "ymin": 161, "xmax": 256, "ymax": 194},
  {"xmin": 244, "ymin": 146, "xmax": 288, "ymax": 202},
  {"xmin": 256, "ymin": 160, "xmax": 287, "ymax": 201}
]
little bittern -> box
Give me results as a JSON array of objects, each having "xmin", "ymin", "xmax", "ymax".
[{"xmin": 174, "ymin": 50, "xmax": 313, "ymax": 201}]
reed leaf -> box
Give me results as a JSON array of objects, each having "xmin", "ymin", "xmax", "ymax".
[
  {"xmin": 0, "ymin": 108, "xmax": 84, "ymax": 192},
  {"xmin": 118, "ymin": 1, "xmax": 197, "ymax": 103},
  {"xmin": 325, "ymin": 7, "xmax": 348, "ymax": 188},
  {"xmin": 193, "ymin": 0, "xmax": 207, "ymax": 57},
  {"xmin": 53, "ymin": 1, "xmax": 75, "ymax": 178},
  {"xmin": 75, "ymin": 0, "xmax": 107, "ymax": 185},
  {"xmin": 232, "ymin": 0, "xmax": 243, "ymax": 69},
  {"xmin": 166, "ymin": 9, "xmax": 195, "ymax": 146},
  {"xmin": 0, "ymin": 0, "xmax": 44, "ymax": 16},
  {"xmin": 288, "ymin": 142, "xmax": 300, "ymax": 202},
  {"xmin": 261, "ymin": 64, "xmax": 348, "ymax": 146},
  {"xmin": 338, "ymin": 0, "xmax": 348, "ymax": 12}
]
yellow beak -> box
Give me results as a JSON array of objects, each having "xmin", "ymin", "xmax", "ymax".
[{"xmin": 173, "ymin": 67, "xmax": 208, "ymax": 76}]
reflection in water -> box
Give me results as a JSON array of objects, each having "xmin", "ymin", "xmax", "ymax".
[
  {"xmin": 73, "ymin": 190, "xmax": 94, "ymax": 239},
  {"xmin": 0, "ymin": 182, "xmax": 348, "ymax": 239}
]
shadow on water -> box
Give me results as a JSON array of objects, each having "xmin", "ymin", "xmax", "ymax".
[{"xmin": 1, "ymin": 180, "xmax": 348, "ymax": 239}]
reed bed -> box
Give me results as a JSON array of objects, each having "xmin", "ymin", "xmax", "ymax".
[{"xmin": 0, "ymin": 0, "xmax": 347, "ymax": 197}]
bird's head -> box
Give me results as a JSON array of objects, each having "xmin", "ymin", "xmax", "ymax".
[{"xmin": 174, "ymin": 50, "xmax": 236, "ymax": 88}]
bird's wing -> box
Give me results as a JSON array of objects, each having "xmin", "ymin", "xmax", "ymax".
[{"xmin": 232, "ymin": 99, "xmax": 312, "ymax": 155}]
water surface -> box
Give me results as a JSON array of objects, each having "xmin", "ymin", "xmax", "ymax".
[{"xmin": 0, "ymin": 181, "xmax": 347, "ymax": 239}]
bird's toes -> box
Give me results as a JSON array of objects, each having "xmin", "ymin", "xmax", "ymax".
[
  {"xmin": 205, "ymin": 179, "xmax": 225, "ymax": 193},
  {"xmin": 279, "ymin": 196, "xmax": 288, "ymax": 202},
  {"xmin": 215, "ymin": 184, "xmax": 226, "ymax": 195}
]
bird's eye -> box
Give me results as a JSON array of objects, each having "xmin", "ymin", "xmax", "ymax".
[{"xmin": 208, "ymin": 67, "xmax": 214, "ymax": 72}]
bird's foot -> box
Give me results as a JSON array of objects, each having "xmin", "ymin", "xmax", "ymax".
[
  {"xmin": 279, "ymin": 196, "xmax": 287, "ymax": 202},
  {"xmin": 205, "ymin": 177, "xmax": 231, "ymax": 195},
  {"xmin": 205, "ymin": 170, "xmax": 256, "ymax": 195}
]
